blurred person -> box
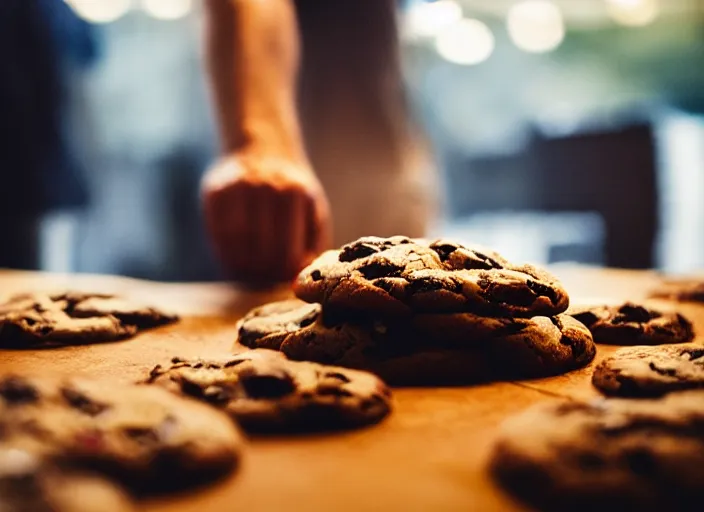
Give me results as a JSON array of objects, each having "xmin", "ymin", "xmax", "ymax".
[
  {"xmin": 0, "ymin": 0, "xmax": 97, "ymax": 270},
  {"xmin": 201, "ymin": 0, "xmax": 437, "ymax": 284}
]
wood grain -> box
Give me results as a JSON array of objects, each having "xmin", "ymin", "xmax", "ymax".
[{"xmin": 0, "ymin": 266, "xmax": 700, "ymax": 511}]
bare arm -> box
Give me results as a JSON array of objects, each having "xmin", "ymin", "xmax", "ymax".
[
  {"xmin": 203, "ymin": 0, "xmax": 305, "ymax": 160},
  {"xmin": 201, "ymin": 0, "xmax": 330, "ymax": 284}
]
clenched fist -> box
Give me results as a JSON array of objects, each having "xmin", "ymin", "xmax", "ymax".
[{"xmin": 202, "ymin": 152, "xmax": 331, "ymax": 285}]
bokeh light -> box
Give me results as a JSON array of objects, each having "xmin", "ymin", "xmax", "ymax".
[
  {"xmin": 435, "ymin": 18, "xmax": 495, "ymax": 66},
  {"xmin": 404, "ymin": 0, "xmax": 463, "ymax": 39},
  {"xmin": 605, "ymin": 0, "xmax": 659, "ymax": 27},
  {"xmin": 507, "ymin": 0, "xmax": 565, "ymax": 54},
  {"xmin": 65, "ymin": 0, "xmax": 133, "ymax": 24},
  {"xmin": 141, "ymin": 0, "xmax": 193, "ymax": 21}
]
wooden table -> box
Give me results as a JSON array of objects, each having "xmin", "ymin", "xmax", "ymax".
[{"xmin": 1, "ymin": 266, "xmax": 701, "ymax": 511}]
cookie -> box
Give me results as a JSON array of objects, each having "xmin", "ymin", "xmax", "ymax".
[
  {"xmin": 592, "ymin": 345, "xmax": 704, "ymax": 397},
  {"xmin": 489, "ymin": 391, "xmax": 704, "ymax": 512},
  {"xmin": 0, "ymin": 448, "xmax": 135, "ymax": 512},
  {"xmin": 236, "ymin": 300, "xmax": 595, "ymax": 385},
  {"xmin": 143, "ymin": 349, "xmax": 392, "ymax": 433},
  {"xmin": 294, "ymin": 236, "xmax": 569, "ymax": 318},
  {"xmin": 567, "ymin": 302, "xmax": 694, "ymax": 345},
  {"xmin": 649, "ymin": 279, "xmax": 704, "ymax": 302},
  {"xmin": 236, "ymin": 300, "xmax": 320, "ymax": 350},
  {"xmin": 0, "ymin": 373, "xmax": 242, "ymax": 492},
  {"xmin": 0, "ymin": 292, "xmax": 178, "ymax": 348}
]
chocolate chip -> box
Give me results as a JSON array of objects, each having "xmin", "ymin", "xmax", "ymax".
[
  {"xmin": 298, "ymin": 309, "xmax": 319, "ymax": 328},
  {"xmin": 123, "ymin": 427, "xmax": 159, "ymax": 445},
  {"xmin": 323, "ymin": 372, "xmax": 351, "ymax": 383},
  {"xmin": 298, "ymin": 320, "xmax": 316, "ymax": 333},
  {"xmin": 485, "ymin": 282, "xmax": 541, "ymax": 307},
  {"xmin": 171, "ymin": 357, "xmax": 184, "ymax": 364},
  {"xmin": 310, "ymin": 270, "xmax": 323, "ymax": 281},
  {"xmin": 408, "ymin": 277, "xmax": 445, "ymax": 294},
  {"xmin": 193, "ymin": 362, "xmax": 204, "ymax": 369},
  {"xmin": 571, "ymin": 311, "xmax": 600, "ymax": 327},
  {"xmin": 224, "ymin": 359, "xmax": 246, "ymax": 368},
  {"xmin": 178, "ymin": 377, "xmax": 205, "ymax": 399},
  {"xmin": 316, "ymin": 385, "xmax": 353, "ymax": 398},
  {"xmin": 458, "ymin": 253, "xmax": 500, "ymax": 271},
  {"xmin": 624, "ymin": 448, "xmax": 657, "ymax": 476},
  {"xmin": 61, "ymin": 388, "xmax": 109, "ymax": 416},
  {"xmin": 431, "ymin": 243, "xmax": 458, "ymax": 261},
  {"xmin": 526, "ymin": 280, "xmax": 559, "ymax": 305},
  {"xmin": 339, "ymin": 242, "xmax": 382, "ymax": 262},
  {"xmin": 465, "ymin": 251, "xmax": 503, "ymax": 270},
  {"xmin": 676, "ymin": 313, "xmax": 691, "ymax": 326},
  {"xmin": 373, "ymin": 279, "xmax": 396, "ymax": 294},
  {"xmin": 616, "ymin": 304, "xmax": 652, "ymax": 323},
  {"xmin": 358, "ymin": 261, "xmax": 404, "ymax": 280},
  {"xmin": 648, "ymin": 362, "xmax": 677, "ymax": 377},
  {"xmin": 239, "ymin": 368, "xmax": 296, "ymax": 399},
  {"xmin": 686, "ymin": 348, "xmax": 704, "ymax": 361},
  {"xmin": 148, "ymin": 365, "xmax": 163, "ymax": 382},
  {"xmin": 206, "ymin": 363, "xmax": 221, "ymax": 369},
  {"xmin": 0, "ymin": 377, "xmax": 39, "ymax": 405}
]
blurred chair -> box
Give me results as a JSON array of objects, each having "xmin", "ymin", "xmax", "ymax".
[{"xmin": 445, "ymin": 123, "xmax": 658, "ymax": 269}]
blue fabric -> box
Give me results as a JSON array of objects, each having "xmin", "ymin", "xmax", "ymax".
[{"xmin": 0, "ymin": 0, "xmax": 97, "ymax": 215}]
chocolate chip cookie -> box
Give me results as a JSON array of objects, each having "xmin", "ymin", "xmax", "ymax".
[
  {"xmin": 236, "ymin": 300, "xmax": 595, "ymax": 385},
  {"xmin": 592, "ymin": 345, "xmax": 704, "ymax": 397},
  {"xmin": 294, "ymin": 237, "xmax": 569, "ymax": 318},
  {"xmin": 490, "ymin": 391, "xmax": 704, "ymax": 512},
  {"xmin": 143, "ymin": 350, "xmax": 392, "ymax": 433},
  {"xmin": 236, "ymin": 300, "xmax": 320, "ymax": 350},
  {"xmin": 0, "ymin": 373, "xmax": 242, "ymax": 492},
  {"xmin": 0, "ymin": 448, "xmax": 135, "ymax": 512},
  {"xmin": 0, "ymin": 292, "xmax": 178, "ymax": 348},
  {"xmin": 649, "ymin": 279, "xmax": 704, "ymax": 303},
  {"xmin": 567, "ymin": 302, "xmax": 694, "ymax": 345}
]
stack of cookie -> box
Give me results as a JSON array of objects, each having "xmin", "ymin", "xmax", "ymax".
[{"xmin": 236, "ymin": 236, "xmax": 596, "ymax": 385}]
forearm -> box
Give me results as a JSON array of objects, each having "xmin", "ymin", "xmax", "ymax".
[{"xmin": 203, "ymin": 0, "xmax": 305, "ymax": 160}]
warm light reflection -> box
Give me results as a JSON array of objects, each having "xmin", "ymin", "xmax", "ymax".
[
  {"xmin": 404, "ymin": 0, "xmax": 463, "ymax": 39},
  {"xmin": 507, "ymin": 0, "xmax": 565, "ymax": 54},
  {"xmin": 605, "ymin": 0, "xmax": 659, "ymax": 27},
  {"xmin": 65, "ymin": 0, "xmax": 133, "ymax": 24},
  {"xmin": 435, "ymin": 18, "xmax": 495, "ymax": 66},
  {"xmin": 141, "ymin": 0, "xmax": 193, "ymax": 20}
]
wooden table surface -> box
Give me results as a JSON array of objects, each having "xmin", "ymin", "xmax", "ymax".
[{"xmin": 1, "ymin": 266, "xmax": 701, "ymax": 511}]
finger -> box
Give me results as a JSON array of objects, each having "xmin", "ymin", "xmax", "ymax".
[
  {"xmin": 280, "ymin": 190, "xmax": 306, "ymax": 280},
  {"xmin": 206, "ymin": 184, "xmax": 251, "ymax": 278},
  {"xmin": 305, "ymin": 191, "xmax": 331, "ymax": 257},
  {"xmin": 230, "ymin": 186, "xmax": 259, "ymax": 279},
  {"xmin": 244, "ymin": 185, "xmax": 272, "ymax": 281}
]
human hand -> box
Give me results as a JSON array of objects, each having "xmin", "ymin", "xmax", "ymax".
[{"xmin": 201, "ymin": 152, "xmax": 331, "ymax": 285}]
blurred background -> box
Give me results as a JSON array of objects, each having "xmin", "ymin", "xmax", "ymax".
[{"xmin": 5, "ymin": 0, "xmax": 704, "ymax": 280}]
